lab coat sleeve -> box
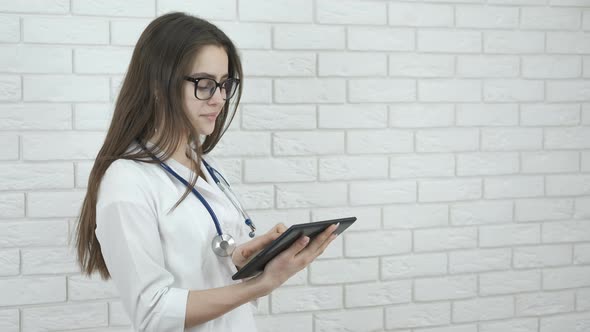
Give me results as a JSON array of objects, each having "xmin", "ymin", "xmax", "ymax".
[{"xmin": 95, "ymin": 161, "xmax": 188, "ymax": 332}]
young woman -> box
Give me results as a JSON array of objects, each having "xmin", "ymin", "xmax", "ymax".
[{"xmin": 75, "ymin": 12, "xmax": 338, "ymax": 332}]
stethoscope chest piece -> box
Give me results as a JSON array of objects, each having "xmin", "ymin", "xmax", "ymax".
[{"xmin": 212, "ymin": 233, "xmax": 236, "ymax": 257}]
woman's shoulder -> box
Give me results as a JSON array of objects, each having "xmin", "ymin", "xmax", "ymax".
[{"xmin": 98, "ymin": 159, "xmax": 160, "ymax": 205}]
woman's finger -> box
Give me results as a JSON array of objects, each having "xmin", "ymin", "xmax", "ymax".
[
  {"xmin": 277, "ymin": 235, "xmax": 309, "ymax": 259},
  {"xmin": 298, "ymin": 223, "xmax": 338, "ymax": 256}
]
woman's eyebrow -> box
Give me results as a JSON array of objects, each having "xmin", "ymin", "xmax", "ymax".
[{"xmin": 190, "ymin": 72, "xmax": 229, "ymax": 80}]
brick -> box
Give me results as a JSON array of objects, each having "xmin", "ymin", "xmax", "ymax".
[
  {"xmin": 242, "ymin": 51, "xmax": 315, "ymax": 77},
  {"xmin": 453, "ymin": 296, "xmax": 514, "ymax": 322},
  {"xmin": 24, "ymin": 17, "xmax": 108, "ymax": 44},
  {"xmin": 575, "ymin": 244, "xmax": 590, "ymax": 264},
  {"xmin": 480, "ymin": 318, "xmax": 538, "ymax": 332},
  {"xmin": 383, "ymin": 204, "xmax": 449, "ymax": 229},
  {"xmin": 157, "ymin": 0, "xmax": 233, "ymax": 19},
  {"xmin": 584, "ymin": 104, "xmax": 590, "ymax": 124},
  {"xmin": 547, "ymin": 175, "xmax": 590, "ymax": 196},
  {"xmin": 0, "ymin": 193, "xmax": 24, "ymax": 218},
  {"xmin": 575, "ymin": 197, "xmax": 590, "ymax": 218},
  {"xmin": 73, "ymin": 0, "xmax": 154, "ymax": 16},
  {"xmin": 74, "ymin": 48, "xmax": 133, "ymax": 74},
  {"xmin": 240, "ymin": 0, "xmax": 311, "ymax": 22},
  {"xmin": 480, "ymin": 270, "xmax": 541, "ymax": 295},
  {"xmin": 382, "ymin": 253, "xmax": 447, "ymax": 279},
  {"xmin": 547, "ymin": 80, "xmax": 590, "ymax": 102},
  {"xmin": 273, "ymin": 131, "xmax": 344, "ymax": 156},
  {"xmin": 240, "ymin": 78, "xmax": 271, "ymax": 104},
  {"xmin": 275, "ymin": 79, "xmax": 345, "ymax": 103},
  {"xmin": 349, "ymin": 79, "xmax": 415, "ymax": 102},
  {"xmin": 0, "ymin": 276, "xmax": 65, "ymax": 306},
  {"xmin": 457, "ymin": 152, "xmax": 519, "ymax": 176},
  {"xmin": 310, "ymin": 258, "xmax": 377, "ymax": 284},
  {"xmin": 0, "ymin": 249, "xmax": 19, "ymax": 276},
  {"xmin": 27, "ymin": 191, "xmax": 85, "ymax": 218},
  {"xmin": 385, "ymin": 302, "xmax": 450, "ymax": 329},
  {"xmin": 110, "ymin": 19, "xmax": 150, "ymax": 46},
  {"xmin": 547, "ymin": 32, "xmax": 590, "ymax": 54},
  {"xmin": 319, "ymin": 53, "xmax": 386, "ymax": 77},
  {"xmin": 522, "ymin": 7, "xmax": 581, "ymax": 29},
  {"xmin": 484, "ymin": 79, "xmax": 544, "ymax": 102},
  {"xmin": 585, "ymin": 56, "xmax": 590, "ymax": 76},
  {"xmin": 68, "ymin": 275, "xmax": 118, "ymax": 300},
  {"xmin": 586, "ymin": 11, "xmax": 590, "ymax": 30},
  {"xmin": 419, "ymin": 179, "xmax": 482, "ymax": 202},
  {"xmin": 456, "ymin": 6, "xmax": 519, "ymax": 28},
  {"xmin": 540, "ymin": 312, "xmax": 590, "ymax": 332},
  {"xmin": 484, "ymin": 31, "xmax": 544, "ymax": 53},
  {"xmin": 276, "ymin": 183, "xmax": 347, "ymax": 208},
  {"xmin": 544, "ymin": 266, "xmax": 590, "ymax": 290},
  {"xmin": 312, "ymin": 207, "xmax": 380, "ymax": 230},
  {"xmin": 521, "ymin": 103, "xmax": 581, "ymax": 126},
  {"xmin": 415, "ymin": 275, "xmax": 477, "ymax": 301},
  {"xmin": 0, "ymin": 15, "xmax": 19, "ymax": 42},
  {"xmin": 415, "ymin": 227, "xmax": 478, "ymax": 251},
  {"xmin": 390, "ymin": 104, "xmax": 454, "ymax": 127},
  {"xmin": 22, "ymin": 248, "xmax": 78, "ymax": 275},
  {"xmin": 74, "ymin": 103, "xmax": 113, "ymax": 130},
  {"xmin": 0, "ymin": 0, "xmax": 69, "ymax": 13},
  {"xmin": 516, "ymin": 291, "xmax": 575, "ymax": 316},
  {"xmin": 0, "ymin": 45, "xmax": 71, "ymax": 74},
  {"xmin": 317, "ymin": 0, "xmax": 386, "ymax": 24},
  {"xmin": 22, "ymin": 303, "xmax": 107, "ymax": 331},
  {"xmin": 543, "ymin": 221, "xmax": 590, "ymax": 243},
  {"xmin": 231, "ymin": 184, "xmax": 273, "ymax": 209},
  {"xmin": 214, "ymin": 132, "xmax": 270, "ymax": 156},
  {"xmin": 418, "ymin": 30, "xmax": 481, "ymax": 53},
  {"xmin": 482, "ymin": 128, "xmax": 543, "ymax": 151},
  {"xmin": 348, "ymin": 27, "xmax": 414, "ymax": 51},
  {"xmin": 546, "ymin": 127, "xmax": 590, "ymax": 149},
  {"xmin": 242, "ymin": 105, "xmax": 315, "ymax": 130},
  {"xmin": 0, "ymin": 134, "xmax": 18, "ymax": 160},
  {"xmin": 108, "ymin": 301, "xmax": 131, "ymax": 326},
  {"xmin": 457, "ymin": 55, "xmax": 519, "ymax": 78},
  {"xmin": 256, "ymin": 314, "xmax": 312, "ymax": 332},
  {"xmin": 271, "ymin": 286, "xmax": 341, "ymax": 313},
  {"xmin": 456, "ymin": 103, "xmax": 519, "ymax": 126},
  {"xmin": 523, "ymin": 56, "xmax": 582, "ymax": 78},
  {"xmin": 515, "ymin": 198, "xmax": 574, "ymax": 222},
  {"xmin": 488, "ymin": 0, "xmax": 545, "ymax": 3},
  {"xmin": 244, "ymin": 158, "xmax": 316, "ymax": 183},
  {"xmin": 450, "ymin": 248, "xmax": 511, "ymax": 273},
  {"xmin": 274, "ymin": 25, "xmax": 344, "ymax": 50},
  {"xmin": 348, "ymin": 130, "xmax": 413, "ymax": 154},
  {"xmin": 24, "ymin": 75, "xmax": 109, "ymax": 102},
  {"xmin": 319, "ymin": 156, "xmax": 388, "ymax": 181},
  {"xmin": 389, "ymin": 3, "xmax": 453, "ymax": 27},
  {"xmin": 416, "ymin": 128, "xmax": 479, "ymax": 152},
  {"xmin": 351, "ymin": 181, "xmax": 416, "ymax": 205},
  {"xmin": 345, "ymin": 280, "xmax": 411, "ymax": 307},
  {"xmin": 390, "ymin": 154, "xmax": 455, "ymax": 179},
  {"xmin": 480, "ymin": 224, "xmax": 540, "ymax": 247},
  {"xmin": 390, "ymin": 54, "xmax": 453, "ymax": 77},
  {"xmin": 315, "ymin": 309, "xmax": 383, "ymax": 332},
  {"xmin": 0, "ymin": 103, "xmax": 71, "ymax": 130},
  {"xmin": 0, "ymin": 163, "xmax": 73, "ymax": 190},
  {"xmin": 418, "ymin": 325, "xmax": 476, "ymax": 332},
  {"xmin": 345, "ymin": 230, "xmax": 411, "ymax": 257},
  {"xmin": 450, "ymin": 200, "xmax": 513, "ymax": 225},
  {"xmin": 318, "ymin": 104, "xmax": 387, "ymax": 129},
  {"xmin": 215, "ymin": 22, "xmax": 271, "ymax": 50},
  {"xmin": 0, "ymin": 220, "xmax": 68, "ymax": 247},
  {"xmin": 419, "ymin": 80, "xmax": 481, "ymax": 102},
  {"xmin": 0, "ymin": 309, "xmax": 18, "ymax": 332},
  {"xmin": 22, "ymin": 132, "xmax": 105, "ymax": 160},
  {"xmin": 0, "ymin": 75, "xmax": 21, "ymax": 101},
  {"xmin": 549, "ymin": 0, "xmax": 590, "ymax": 5},
  {"xmin": 578, "ymin": 288, "xmax": 590, "ymax": 311}
]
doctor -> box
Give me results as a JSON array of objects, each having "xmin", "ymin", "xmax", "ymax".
[{"xmin": 75, "ymin": 12, "xmax": 338, "ymax": 332}]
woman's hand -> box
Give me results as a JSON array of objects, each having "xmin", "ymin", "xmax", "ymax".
[
  {"xmin": 232, "ymin": 223, "xmax": 288, "ymax": 270},
  {"xmin": 257, "ymin": 223, "xmax": 339, "ymax": 293}
]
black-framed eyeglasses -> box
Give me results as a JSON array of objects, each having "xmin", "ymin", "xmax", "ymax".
[{"xmin": 184, "ymin": 76, "xmax": 240, "ymax": 101}]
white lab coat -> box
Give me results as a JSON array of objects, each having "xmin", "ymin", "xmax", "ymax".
[{"xmin": 95, "ymin": 148, "xmax": 258, "ymax": 332}]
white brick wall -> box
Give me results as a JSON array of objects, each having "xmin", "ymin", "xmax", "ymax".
[{"xmin": 1, "ymin": 1, "xmax": 589, "ymax": 331}]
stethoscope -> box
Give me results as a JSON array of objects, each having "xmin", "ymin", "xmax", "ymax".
[{"xmin": 141, "ymin": 143, "xmax": 256, "ymax": 257}]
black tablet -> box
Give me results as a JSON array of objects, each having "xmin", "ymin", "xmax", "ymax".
[{"xmin": 232, "ymin": 216, "xmax": 357, "ymax": 280}]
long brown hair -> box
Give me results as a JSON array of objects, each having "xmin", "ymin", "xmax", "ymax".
[{"xmin": 76, "ymin": 12, "xmax": 243, "ymax": 279}]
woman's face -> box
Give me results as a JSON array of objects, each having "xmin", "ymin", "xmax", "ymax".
[{"xmin": 183, "ymin": 44, "xmax": 229, "ymax": 136}]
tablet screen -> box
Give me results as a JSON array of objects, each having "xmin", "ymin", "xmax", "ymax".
[{"xmin": 232, "ymin": 216, "xmax": 356, "ymax": 280}]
